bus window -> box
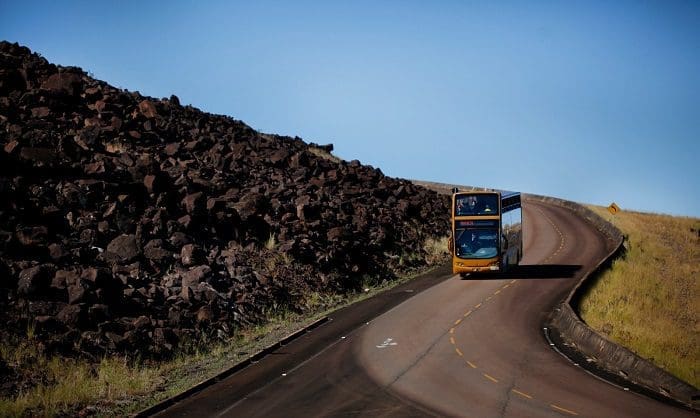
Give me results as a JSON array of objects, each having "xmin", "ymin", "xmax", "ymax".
[
  {"xmin": 454, "ymin": 228, "xmax": 499, "ymax": 259},
  {"xmin": 455, "ymin": 193, "xmax": 499, "ymax": 216}
]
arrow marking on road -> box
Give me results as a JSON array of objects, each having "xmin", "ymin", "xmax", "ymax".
[{"xmin": 376, "ymin": 338, "xmax": 398, "ymax": 349}]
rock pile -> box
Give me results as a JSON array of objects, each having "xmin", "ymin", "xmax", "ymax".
[{"xmin": 0, "ymin": 41, "xmax": 449, "ymax": 360}]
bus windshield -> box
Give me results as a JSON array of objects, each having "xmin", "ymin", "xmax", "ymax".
[
  {"xmin": 454, "ymin": 228, "xmax": 499, "ymax": 259},
  {"xmin": 455, "ymin": 193, "xmax": 499, "ymax": 216}
]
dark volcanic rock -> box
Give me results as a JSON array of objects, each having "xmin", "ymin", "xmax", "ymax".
[
  {"xmin": 17, "ymin": 264, "xmax": 55, "ymax": 297},
  {"xmin": 182, "ymin": 192, "xmax": 205, "ymax": 215},
  {"xmin": 0, "ymin": 41, "xmax": 450, "ymax": 361},
  {"xmin": 180, "ymin": 243, "xmax": 201, "ymax": 266},
  {"xmin": 105, "ymin": 234, "xmax": 141, "ymax": 263},
  {"xmin": 41, "ymin": 72, "xmax": 82, "ymax": 97},
  {"xmin": 182, "ymin": 265, "xmax": 211, "ymax": 287},
  {"xmin": 144, "ymin": 239, "xmax": 172, "ymax": 262}
]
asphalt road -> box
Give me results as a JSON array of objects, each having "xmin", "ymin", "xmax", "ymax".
[{"xmin": 154, "ymin": 200, "xmax": 695, "ymax": 417}]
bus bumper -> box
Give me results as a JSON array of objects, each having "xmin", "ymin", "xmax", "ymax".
[{"xmin": 452, "ymin": 259, "xmax": 500, "ymax": 275}]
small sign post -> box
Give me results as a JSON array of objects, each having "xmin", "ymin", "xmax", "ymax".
[{"xmin": 608, "ymin": 202, "xmax": 620, "ymax": 215}]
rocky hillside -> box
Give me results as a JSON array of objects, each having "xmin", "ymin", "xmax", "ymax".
[{"xmin": 0, "ymin": 41, "xmax": 449, "ymax": 363}]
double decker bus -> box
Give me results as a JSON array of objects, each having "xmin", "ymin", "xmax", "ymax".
[{"xmin": 448, "ymin": 189, "xmax": 522, "ymax": 276}]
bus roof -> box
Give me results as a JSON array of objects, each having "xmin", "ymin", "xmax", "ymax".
[
  {"xmin": 500, "ymin": 190, "xmax": 520, "ymax": 199},
  {"xmin": 452, "ymin": 189, "xmax": 520, "ymax": 199}
]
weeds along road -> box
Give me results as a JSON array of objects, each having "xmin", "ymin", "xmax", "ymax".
[{"xmin": 152, "ymin": 200, "xmax": 695, "ymax": 418}]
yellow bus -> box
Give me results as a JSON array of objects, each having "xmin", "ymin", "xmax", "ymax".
[{"xmin": 448, "ymin": 189, "xmax": 522, "ymax": 276}]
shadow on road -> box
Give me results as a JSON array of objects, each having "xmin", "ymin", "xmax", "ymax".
[{"xmin": 460, "ymin": 264, "xmax": 582, "ymax": 280}]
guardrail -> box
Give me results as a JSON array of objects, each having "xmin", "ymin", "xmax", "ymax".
[{"xmin": 525, "ymin": 193, "xmax": 699, "ymax": 411}]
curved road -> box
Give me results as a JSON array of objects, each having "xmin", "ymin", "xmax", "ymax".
[{"xmin": 155, "ymin": 200, "xmax": 694, "ymax": 417}]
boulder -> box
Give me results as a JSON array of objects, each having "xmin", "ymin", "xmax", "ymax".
[
  {"xmin": 57, "ymin": 304, "xmax": 87, "ymax": 327},
  {"xmin": 137, "ymin": 100, "xmax": 158, "ymax": 118},
  {"xmin": 144, "ymin": 239, "xmax": 172, "ymax": 262},
  {"xmin": 182, "ymin": 192, "xmax": 205, "ymax": 215},
  {"xmin": 41, "ymin": 72, "xmax": 82, "ymax": 97},
  {"xmin": 18, "ymin": 264, "xmax": 55, "ymax": 296},
  {"xmin": 67, "ymin": 283, "xmax": 88, "ymax": 304},
  {"xmin": 15, "ymin": 226, "xmax": 48, "ymax": 246},
  {"xmin": 180, "ymin": 243, "xmax": 202, "ymax": 266},
  {"xmin": 182, "ymin": 265, "xmax": 211, "ymax": 287},
  {"xmin": 105, "ymin": 234, "xmax": 141, "ymax": 263}
]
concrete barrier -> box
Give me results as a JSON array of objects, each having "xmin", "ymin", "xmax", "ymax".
[{"xmin": 525, "ymin": 194, "xmax": 699, "ymax": 411}]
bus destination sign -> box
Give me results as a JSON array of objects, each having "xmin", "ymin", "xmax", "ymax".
[{"xmin": 457, "ymin": 220, "xmax": 498, "ymax": 228}]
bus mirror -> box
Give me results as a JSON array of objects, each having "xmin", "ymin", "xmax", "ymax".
[
  {"xmin": 448, "ymin": 238, "xmax": 454, "ymax": 253},
  {"xmin": 502, "ymin": 235, "xmax": 508, "ymax": 249}
]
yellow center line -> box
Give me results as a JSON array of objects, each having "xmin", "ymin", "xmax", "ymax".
[
  {"xmin": 455, "ymin": 348, "xmax": 463, "ymax": 357},
  {"xmin": 503, "ymin": 284, "xmax": 510, "ymax": 289},
  {"xmin": 466, "ymin": 360, "xmax": 477, "ymax": 369},
  {"xmin": 449, "ymin": 328, "xmax": 455, "ymax": 334},
  {"xmin": 550, "ymin": 404, "xmax": 578, "ymax": 416},
  {"xmin": 485, "ymin": 296, "xmax": 492, "ymax": 301},
  {"xmin": 463, "ymin": 310, "xmax": 472, "ymax": 317},
  {"xmin": 474, "ymin": 303, "xmax": 482, "ymax": 309},
  {"xmin": 454, "ymin": 318, "xmax": 462, "ymax": 326},
  {"xmin": 512, "ymin": 389, "xmax": 533, "ymax": 399},
  {"xmin": 483, "ymin": 373, "xmax": 498, "ymax": 383},
  {"xmin": 494, "ymin": 290, "xmax": 501, "ymax": 295},
  {"xmin": 450, "ymin": 336, "xmax": 455, "ymax": 345},
  {"xmin": 510, "ymin": 279, "xmax": 516, "ymax": 284}
]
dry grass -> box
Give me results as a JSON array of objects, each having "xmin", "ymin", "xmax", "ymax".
[
  {"xmin": 578, "ymin": 206, "xmax": 699, "ymax": 387},
  {"xmin": 308, "ymin": 146, "xmax": 342, "ymax": 164},
  {"xmin": 0, "ymin": 337, "xmax": 158, "ymax": 417},
  {"xmin": 423, "ymin": 235, "xmax": 450, "ymax": 265},
  {"xmin": 264, "ymin": 232, "xmax": 277, "ymax": 251}
]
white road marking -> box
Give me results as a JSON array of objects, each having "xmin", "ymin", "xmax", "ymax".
[{"xmin": 376, "ymin": 338, "xmax": 398, "ymax": 349}]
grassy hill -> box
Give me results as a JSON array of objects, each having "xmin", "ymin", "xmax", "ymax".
[{"xmin": 579, "ymin": 206, "xmax": 699, "ymax": 388}]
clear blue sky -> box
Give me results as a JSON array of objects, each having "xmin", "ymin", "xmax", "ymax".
[{"xmin": 2, "ymin": 1, "xmax": 699, "ymax": 217}]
